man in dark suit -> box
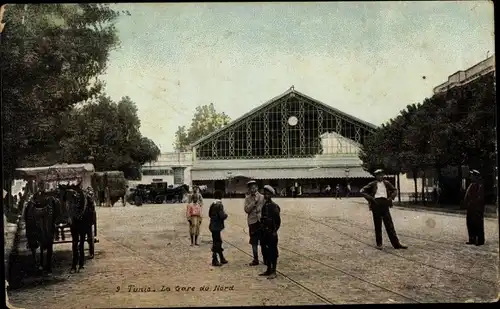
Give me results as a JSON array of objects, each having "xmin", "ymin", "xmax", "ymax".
[
  {"xmin": 360, "ymin": 169, "xmax": 407, "ymax": 250},
  {"xmin": 464, "ymin": 169, "xmax": 486, "ymax": 246}
]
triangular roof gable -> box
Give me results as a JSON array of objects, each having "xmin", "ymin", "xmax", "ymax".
[{"xmin": 190, "ymin": 87, "xmax": 378, "ymax": 148}]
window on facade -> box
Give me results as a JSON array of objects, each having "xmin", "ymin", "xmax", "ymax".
[
  {"xmin": 142, "ymin": 169, "xmax": 172, "ymax": 176},
  {"xmin": 173, "ymin": 168, "xmax": 184, "ymax": 184}
]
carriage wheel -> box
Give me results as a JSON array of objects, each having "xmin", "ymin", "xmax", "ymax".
[
  {"xmin": 135, "ymin": 195, "xmax": 142, "ymax": 206},
  {"xmin": 155, "ymin": 195, "xmax": 165, "ymax": 204}
]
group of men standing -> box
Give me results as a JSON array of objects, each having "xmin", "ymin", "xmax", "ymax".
[
  {"xmin": 199, "ymin": 167, "xmax": 486, "ymax": 280},
  {"xmin": 244, "ymin": 180, "xmax": 281, "ymax": 279},
  {"xmin": 359, "ymin": 168, "xmax": 487, "ymax": 249}
]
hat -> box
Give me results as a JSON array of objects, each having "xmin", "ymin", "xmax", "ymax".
[
  {"xmin": 246, "ymin": 180, "xmax": 257, "ymax": 186},
  {"xmin": 470, "ymin": 169, "xmax": 480, "ymax": 175},
  {"xmin": 263, "ymin": 185, "xmax": 275, "ymax": 195},
  {"xmin": 374, "ymin": 169, "xmax": 385, "ymax": 175}
]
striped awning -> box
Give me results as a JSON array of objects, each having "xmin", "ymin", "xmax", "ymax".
[{"xmin": 192, "ymin": 167, "xmax": 372, "ymax": 181}]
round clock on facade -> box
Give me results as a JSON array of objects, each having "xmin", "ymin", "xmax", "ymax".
[{"xmin": 288, "ymin": 116, "xmax": 298, "ymax": 126}]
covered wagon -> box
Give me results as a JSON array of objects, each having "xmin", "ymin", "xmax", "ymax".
[
  {"xmin": 15, "ymin": 163, "xmax": 98, "ymax": 245},
  {"xmin": 16, "ymin": 163, "xmax": 95, "ymax": 192}
]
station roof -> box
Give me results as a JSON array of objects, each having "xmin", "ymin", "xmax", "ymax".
[{"xmin": 190, "ymin": 87, "xmax": 378, "ymax": 148}]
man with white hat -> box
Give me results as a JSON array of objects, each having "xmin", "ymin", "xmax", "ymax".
[
  {"xmin": 360, "ymin": 169, "xmax": 407, "ymax": 250},
  {"xmin": 244, "ymin": 180, "xmax": 265, "ymax": 266},
  {"xmin": 464, "ymin": 169, "xmax": 485, "ymax": 246},
  {"xmin": 259, "ymin": 185, "xmax": 281, "ymax": 279}
]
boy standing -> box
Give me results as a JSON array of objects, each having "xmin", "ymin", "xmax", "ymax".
[
  {"xmin": 209, "ymin": 190, "xmax": 228, "ymax": 266},
  {"xmin": 186, "ymin": 194, "xmax": 203, "ymax": 246},
  {"xmin": 259, "ymin": 185, "xmax": 281, "ymax": 279}
]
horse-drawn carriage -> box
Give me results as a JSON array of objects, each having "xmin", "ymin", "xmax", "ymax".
[
  {"xmin": 165, "ymin": 184, "xmax": 189, "ymax": 203},
  {"xmin": 127, "ymin": 183, "xmax": 189, "ymax": 205},
  {"xmin": 15, "ymin": 163, "xmax": 98, "ymax": 273},
  {"xmin": 92, "ymin": 171, "xmax": 127, "ymax": 207}
]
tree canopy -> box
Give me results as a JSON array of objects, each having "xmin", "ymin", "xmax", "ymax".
[
  {"xmin": 20, "ymin": 95, "xmax": 161, "ymax": 179},
  {"xmin": 359, "ymin": 72, "xmax": 496, "ymax": 202},
  {"xmin": 173, "ymin": 103, "xmax": 231, "ymax": 151},
  {"xmin": 1, "ymin": 4, "xmax": 159, "ymax": 183}
]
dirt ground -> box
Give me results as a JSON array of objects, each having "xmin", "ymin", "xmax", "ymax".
[{"xmin": 6, "ymin": 197, "xmax": 499, "ymax": 308}]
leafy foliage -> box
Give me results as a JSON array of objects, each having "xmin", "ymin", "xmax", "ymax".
[
  {"xmin": 359, "ymin": 72, "xmax": 496, "ymax": 201},
  {"xmin": 1, "ymin": 5, "xmax": 158, "ymax": 182},
  {"xmin": 19, "ymin": 95, "xmax": 161, "ymax": 179},
  {"xmin": 173, "ymin": 103, "xmax": 231, "ymax": 151},
  {"xmin": 1, "ymin": 4, "xmax": 122, "ymax": 181}
]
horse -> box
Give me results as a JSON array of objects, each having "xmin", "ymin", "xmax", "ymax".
[
  {"xmin": 107, "ymin": 186, "xmax": 126, "ymax": 207},
  {"xmin": 166, "ymin": 184, "xmax": 189, "ymax": 203},
  {"xmin": 59, "ymin": 182, "xmax": 93, "ymax": 273},
  {"xmin": 24, "ymin": 190, "xmax": 62, "ymax": 274}
]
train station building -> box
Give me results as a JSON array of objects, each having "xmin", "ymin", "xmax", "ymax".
[{"xmin": 189, "ymin": 87, "xmax": 379, "ymax": 196}]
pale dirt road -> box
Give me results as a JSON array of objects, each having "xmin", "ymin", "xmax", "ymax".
[{"xmin": 7, "ymin": 198, "xmax": 499, "ymax": 308}]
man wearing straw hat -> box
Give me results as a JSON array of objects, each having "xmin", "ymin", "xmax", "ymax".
[
  {"xmin": 464, "ymin": 169, "xmax": 485, "ymax": 246},
  {"xmin": 244, "ymin": 180, "xmax": 265, "ymax": 266},
  {"xmin": 360, "ymin": 169, "xmax": 407, "ymax": 250}
]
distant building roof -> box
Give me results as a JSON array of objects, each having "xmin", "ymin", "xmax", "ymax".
[{"xmin": 433, "ymin": 54, "xmax": 495, "ymax": 94}]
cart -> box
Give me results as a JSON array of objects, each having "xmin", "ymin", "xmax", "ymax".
[{"xmin": 15, "ymin": 163, "xmax": 99, "ymax": 245}]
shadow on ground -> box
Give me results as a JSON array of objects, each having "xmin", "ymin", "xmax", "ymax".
[{"xmin": 8, "ymin": 248, "xmax": 75, "ymax": 291}]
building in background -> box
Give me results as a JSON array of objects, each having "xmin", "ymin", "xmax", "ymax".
[
  {"xmin": 140, "ymin": 152, "xmax": 193, "ymax": 186},
  {"xmin": 433, "ymin": 54, "xmax": 495, "ymax": 95},
  {"xmin": 400, "ymin": 54, "xmax": 497, "ymax": 204},
  {"xmin": 189, "ymin": 87, "xmax": 379, "ymax": 196}
]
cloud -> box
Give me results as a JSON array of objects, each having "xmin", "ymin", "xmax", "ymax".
[{"xmin": 101, "ymin": 2, "xmax": 495, "ymax": 152}]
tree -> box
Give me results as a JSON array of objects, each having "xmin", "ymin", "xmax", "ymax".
[
  {"xmin": 359, "ymin": 72, "xmax": 495, "ymax": 205},
  {"xmin": 173, "ymin": 103, "xmax": 231, "ymax": 151},
  {"xmin": 18, "ymin": 95, "xmax": 161, "ymax": 179},
  {"xmin": 1, "ymin": 4, "xmax": 122, "ymax": 185},
  {"xmin": 64, "ymin": 95, "xmax": 160, "ymax": 174},
  {"xmin": 173, "ymin": 126, "xmax": 189, "ymax": 152}
]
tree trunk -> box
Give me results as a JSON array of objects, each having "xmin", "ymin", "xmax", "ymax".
[
  {"xmin": 396, "ymin": 174, "xmax": 401, "ymax": 203},
  {"xmin": 412, "ymin": 169, "xmax": 418, "ymax": 203},
  {"xmin": 421, "ymin": 170, "xmax": 426, "ymax": 205},
  {"xmin": 436, "ymin": 166, "xmax": 442, "ymax": 204},
  {"xmin": 458, "ymin": 165, "xmax": 468, "ymax": 209}
]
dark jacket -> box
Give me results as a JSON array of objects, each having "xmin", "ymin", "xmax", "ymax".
[
  {"xmin": 209, "ymin": 200, "xmax": 228, "ymax": 232},
  {"xmin": 360, "ymin": 180, "xmax": 397, "ymax": 207},
  {"xmin": 464, "ymin": 182, "xmax": 485, "ymax": 213},
  {"xmin": 260, "ymin": 199, "xmax": 281, "ymax": 235}
]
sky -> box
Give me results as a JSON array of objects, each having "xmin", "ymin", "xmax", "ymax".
[{"xmin": 100, "ymin": 2, "xmax": 495, "ymax": 152}]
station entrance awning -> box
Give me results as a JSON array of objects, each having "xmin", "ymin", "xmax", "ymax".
[{"xmin": 192, "ymin": 167, "xmax": 372, "ymax": 181}]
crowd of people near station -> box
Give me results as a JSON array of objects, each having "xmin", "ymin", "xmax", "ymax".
[{"xmin": 184, "ymin": 167, "xmax": 487, "ymax": 280}]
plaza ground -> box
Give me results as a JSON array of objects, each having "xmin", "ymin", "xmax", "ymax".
[{"xmin": 6, "ymin": 198, "xmax": 499, "ymax": 308}]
